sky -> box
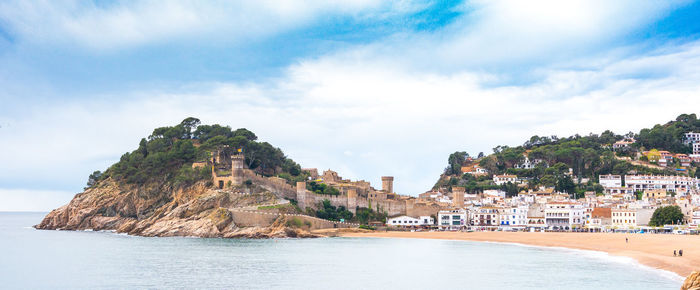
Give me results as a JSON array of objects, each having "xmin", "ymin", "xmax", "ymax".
[{"xmin": 1, "ymin": 0, "xmax": 700, "ymax": 211}]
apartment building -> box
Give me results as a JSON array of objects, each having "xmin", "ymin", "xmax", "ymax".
[{"xmin": 545, "ymin": 202, "xmax": 585, "ymax": 230}]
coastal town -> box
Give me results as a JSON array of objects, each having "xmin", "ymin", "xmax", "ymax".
[{"xmin": 379, "ymin": 132, "xmax": 700, "ymax": 234}]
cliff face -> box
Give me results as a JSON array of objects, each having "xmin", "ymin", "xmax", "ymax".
[
  {"xmin": 35, "ymin": 178, "xmax": 317, "ymax": 238},
  {"xmin": 682, "ymin": 271, "xmax": 700, "ymax": 290}
]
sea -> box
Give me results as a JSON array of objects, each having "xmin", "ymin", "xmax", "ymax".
[{"xmin": 0, "ymin": 212, "xmax": 683, "ymax": 289}]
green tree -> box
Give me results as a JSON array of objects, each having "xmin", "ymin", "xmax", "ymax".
[
  {"xmin": 649, "ymin": 206, "xmax": 685, "ymax": 226},
  {"xmin": 446, "ymin": 151, "xmax": 469, "ymax": 175},
  {"xmin": 180, "ymin": 117, "xmax": 201, "ymax": 139},
  {"xmin": 501, "ymin": 182, "xmax": 519, "ymax": 197},
  {"xmin": 85, "ymin": 170, "xmax": 103, "ymax": 189},
  {"xmin": 555, "ymin": 175, "xmax": 575, "ymax": 195}
]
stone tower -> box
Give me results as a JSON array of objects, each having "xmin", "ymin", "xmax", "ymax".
[
  {"xmin": 296, "ymin": 181, "xmax": 307, "ymax": 209},
  {"xmin": 453, "ymin": 186, "xmax": 465, "ymax": 208},
  {"xmin": 381, "ymin": 176, "xmax": 394, "ymax": 193},
  {"xmin": 231, "ymin": 154, "xmax": 246, "ymax": 169},
  {"xmin": 347, "ymin": 189, "xmax": 358, "ymax": 214},
  {"xmin": 231, "ymin": 153, "xmax": 246, "ymax": 185}
]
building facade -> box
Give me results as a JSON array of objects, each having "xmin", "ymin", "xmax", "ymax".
[
  {"xmin": 545, "ymin": 202, "xmax": 584, "ymax": 230},
  {"xmin": 438, "ymin": 209, "xmax": 468, "ymax": 230}
]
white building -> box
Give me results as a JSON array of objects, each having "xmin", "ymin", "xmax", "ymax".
[
  {"xmin": 691, "ymin": 209, "xmax": 700, "ymax": 226},
  {"xmin": 438, "ymin": 209, "xmax": 468, "ymax": 230},
  {"xmin": 387, "ymin": 215, "xmax": 434, "ymax": 227},
  {"xmin": 544, "ymin": 202, "xmax": 585, "ymax": 230},
  {"xmin": 514, "ymin": 155, "xmax": 545, "ymax": 169},
  {"xmin": 611, "ymin": 209, "xmax": 637, "ymax": 228},
  {"xmin": 499, "ymin": 205, "xmax": 529, "ymax": 228},
  {"xmin": 599, "ymin": 174, "xmax": 622, "ymax": 188},
  {"xmin": 483, "ymin": 189, "xmax": 506, "ymax": 199},
  {"xmin": 493, "ymin": 175, "xmax": 518, "ymax": 185},
  {"xmin": 684, "ymin": 132, "xmax": 700, "ymax": 145},
  {"xmin": 624, "ymin": 175, "xmax": 698, "ymax": 195},
  {"xmin": 613, "ymin": 139, "xmax": 634, "ymax": 149}
]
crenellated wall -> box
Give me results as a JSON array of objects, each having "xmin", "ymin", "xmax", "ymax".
[{"xmin": 296, "ymin": 181, "xmax": 407, "ymax": 216}]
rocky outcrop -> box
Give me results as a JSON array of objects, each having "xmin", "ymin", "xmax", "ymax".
[
  {"xmin": 35, "ymin": 178, "xmax": 318, "ymax": 238},
  {"xmin": 682, "ymin": 271, "xmax": 700, "ymax": 290}
]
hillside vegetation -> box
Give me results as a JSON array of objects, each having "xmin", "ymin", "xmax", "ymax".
[
  {"xmin": 88, "ymin": 117, "xmax": 304, "ymax": 189},
  {"xmin": 436, "ymin": 113, "xmax": 700, "ymax": 197}
]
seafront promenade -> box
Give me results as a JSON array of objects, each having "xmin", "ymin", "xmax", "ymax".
[{"xmin": 340, "ymin": 231, "xmax": 700, "ymax": 277}]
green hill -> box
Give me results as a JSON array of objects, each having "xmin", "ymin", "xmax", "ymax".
[
  {"xmin": 435, "ymin": 113, "xmax": 700, "ymax": 197},
  {"xmin": 87, "ymin": 117, "xmax": 305, "ymax": 189}
]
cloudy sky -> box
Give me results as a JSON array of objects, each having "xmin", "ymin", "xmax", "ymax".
[{"xmin": 1, "ymin": 0, "xmax": 700, "ymax": 211}]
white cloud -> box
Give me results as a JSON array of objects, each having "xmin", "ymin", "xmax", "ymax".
[
  {"xmin": 3, "ymin": 39, "xmax": 700, "ymax": 207},
  {"xmin": 0, "ymin": 0, "xmax": 417, "ymax": 50},
  {"xmin": 1, "ymin": 1, "xmax": 699, "ymax": 211}
]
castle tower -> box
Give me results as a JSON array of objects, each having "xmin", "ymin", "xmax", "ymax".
[
  {"xmin": 453, "ymin": 186, "xmax": 465, "ymax": 208},
  {"xmin": 347, "ymin": 189, "xmax": 358, "ymax": 214},
  {"xmin": 231, "ymin": 153, "xmax": 246, "ymax": 185},
  {"xmin": 296, "ymin": 181, "xmax": 307, "ymax": 209},
  {"xmin": 381, "ymin": 176, "xmax": 394, "ymax": 193},
  {"xmin": 232, "ymin": 154, "xmax": 246, "ymax": 169}
]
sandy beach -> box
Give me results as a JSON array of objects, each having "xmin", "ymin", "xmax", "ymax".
[{"xmin": 340, "ymin": 231, "xmax": 700, "ymax": 278}]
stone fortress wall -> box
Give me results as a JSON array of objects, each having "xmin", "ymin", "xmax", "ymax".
[{"xmin": 198, "ymin": 150, "xmax": 442, "ymax": 219}]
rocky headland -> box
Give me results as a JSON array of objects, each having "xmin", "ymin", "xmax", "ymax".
[{"xmin": 35, "ymin": 178, "xmax": 320, "ymax": 239}]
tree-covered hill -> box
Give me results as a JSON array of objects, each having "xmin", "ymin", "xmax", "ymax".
[
  {"xmin": 435, "ymin": 113, "xmax": 700, "ymax": 196},
  {"xmin": 88, "ymin": 117, "xmax": 304, "ymax": 188}
]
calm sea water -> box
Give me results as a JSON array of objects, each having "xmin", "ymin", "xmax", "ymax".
[{"xmin": 0, "ymin": 212, "xmax": 682, "ymax": 289}]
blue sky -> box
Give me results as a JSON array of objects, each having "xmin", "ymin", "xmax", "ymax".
[{"xmin": 1, "ymin": 0, "xmax": 700, "ymax": 211}]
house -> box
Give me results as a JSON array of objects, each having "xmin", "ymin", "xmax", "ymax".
[
  {"xmin": 611, "ymin": 208, "xmax": 637, "ymax": 228},
  {"xmin": 387, "ymin": 215, "xmax": 434, "ymax": 227},
  {"xmin": 544, "ymin": 202, "xmax": 585, "ymax": 230},
  {"xmin": 527, "ymin": 214, "xmax": 546, "ymax": 231},
  {"xmin": 587, "ymin": 207, "xmax": 611, "ymax": 229},
  {"xmin": 438, "ymin": 209, "xmax": 468, "ymax": 230},
  {"xmin": 643, "ymin": 189, "xmax": 667, "ymax": 200},
  {"xmin": 514, "ymin": 154, "xmax": 545, "ymax": 169},
  {"xmin": 676, "ymin": 154, "xmax": 692, "ymax": 167},
  {"xmin": 461, "ymin": 165, "xmax": 488, "ymax": 176},
  {"xmin": 493, "ymin": 174, "xmax": 518, "ymax": 185},
  {"xmin": 613, "ymin": 139, "xmax": 634, "ymax": 149},
  {"xmin": 472, "ymin": 206, "xmax": 501, "ymax": 228},
  {"xmin": 499, "ymin": 205, "xmax": 529, "ymax": 229}
]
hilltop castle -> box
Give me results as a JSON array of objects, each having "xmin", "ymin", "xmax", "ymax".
[{"xmin": 193, "ymin": 150, "xmax": 440, "ymax": 217}]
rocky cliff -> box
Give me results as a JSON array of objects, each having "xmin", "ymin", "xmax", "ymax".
[
  {"xmin": 682, "ymin": 271, "xmax": 700, "ymax": 290},
  {"xmin": 35, "ymin": 178, "xmax": 318, "ymax": 238}
]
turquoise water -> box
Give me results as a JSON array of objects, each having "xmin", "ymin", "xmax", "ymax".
[{"xmin": 0, "ymin": 212, "xmax": 682, "ymax": 289}]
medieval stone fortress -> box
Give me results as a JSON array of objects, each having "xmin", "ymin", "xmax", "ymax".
[{"xmin": 193, "ymin": 147, "xmax": 440, "ymax": 218}]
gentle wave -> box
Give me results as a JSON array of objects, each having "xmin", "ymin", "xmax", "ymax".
[{"xmin": 480, "ymin": 240, "xmax": 685, "ymax": 282}]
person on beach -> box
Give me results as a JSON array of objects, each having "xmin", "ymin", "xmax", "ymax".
[
  {"xmin": 674, "ymin": 250, "xmax": 677, "ymax": 256},
  {"xmin": 680, "ymin": 249, "xmax": 683, "ymax": 257},
  {"xmin": 625, "ymin": 237, "xmax": 628, "ymax": 243}
]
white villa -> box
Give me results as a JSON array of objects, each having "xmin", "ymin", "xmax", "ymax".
[
  {"xmin": 493, "ymin": 174, "xmax": 518, "ymax": 185},
  {"xmin": 387, "ymin": 215, "xmax": 434, "ymax": 227}
]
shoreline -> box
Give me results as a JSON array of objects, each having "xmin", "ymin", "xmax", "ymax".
[
  {"xmin": 475, "ymin": 240, "xmax": 684, "ymax": 282},
  {"xmin": 339, "ymin": 231, "xmax": 699, "ymax": 278}
]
